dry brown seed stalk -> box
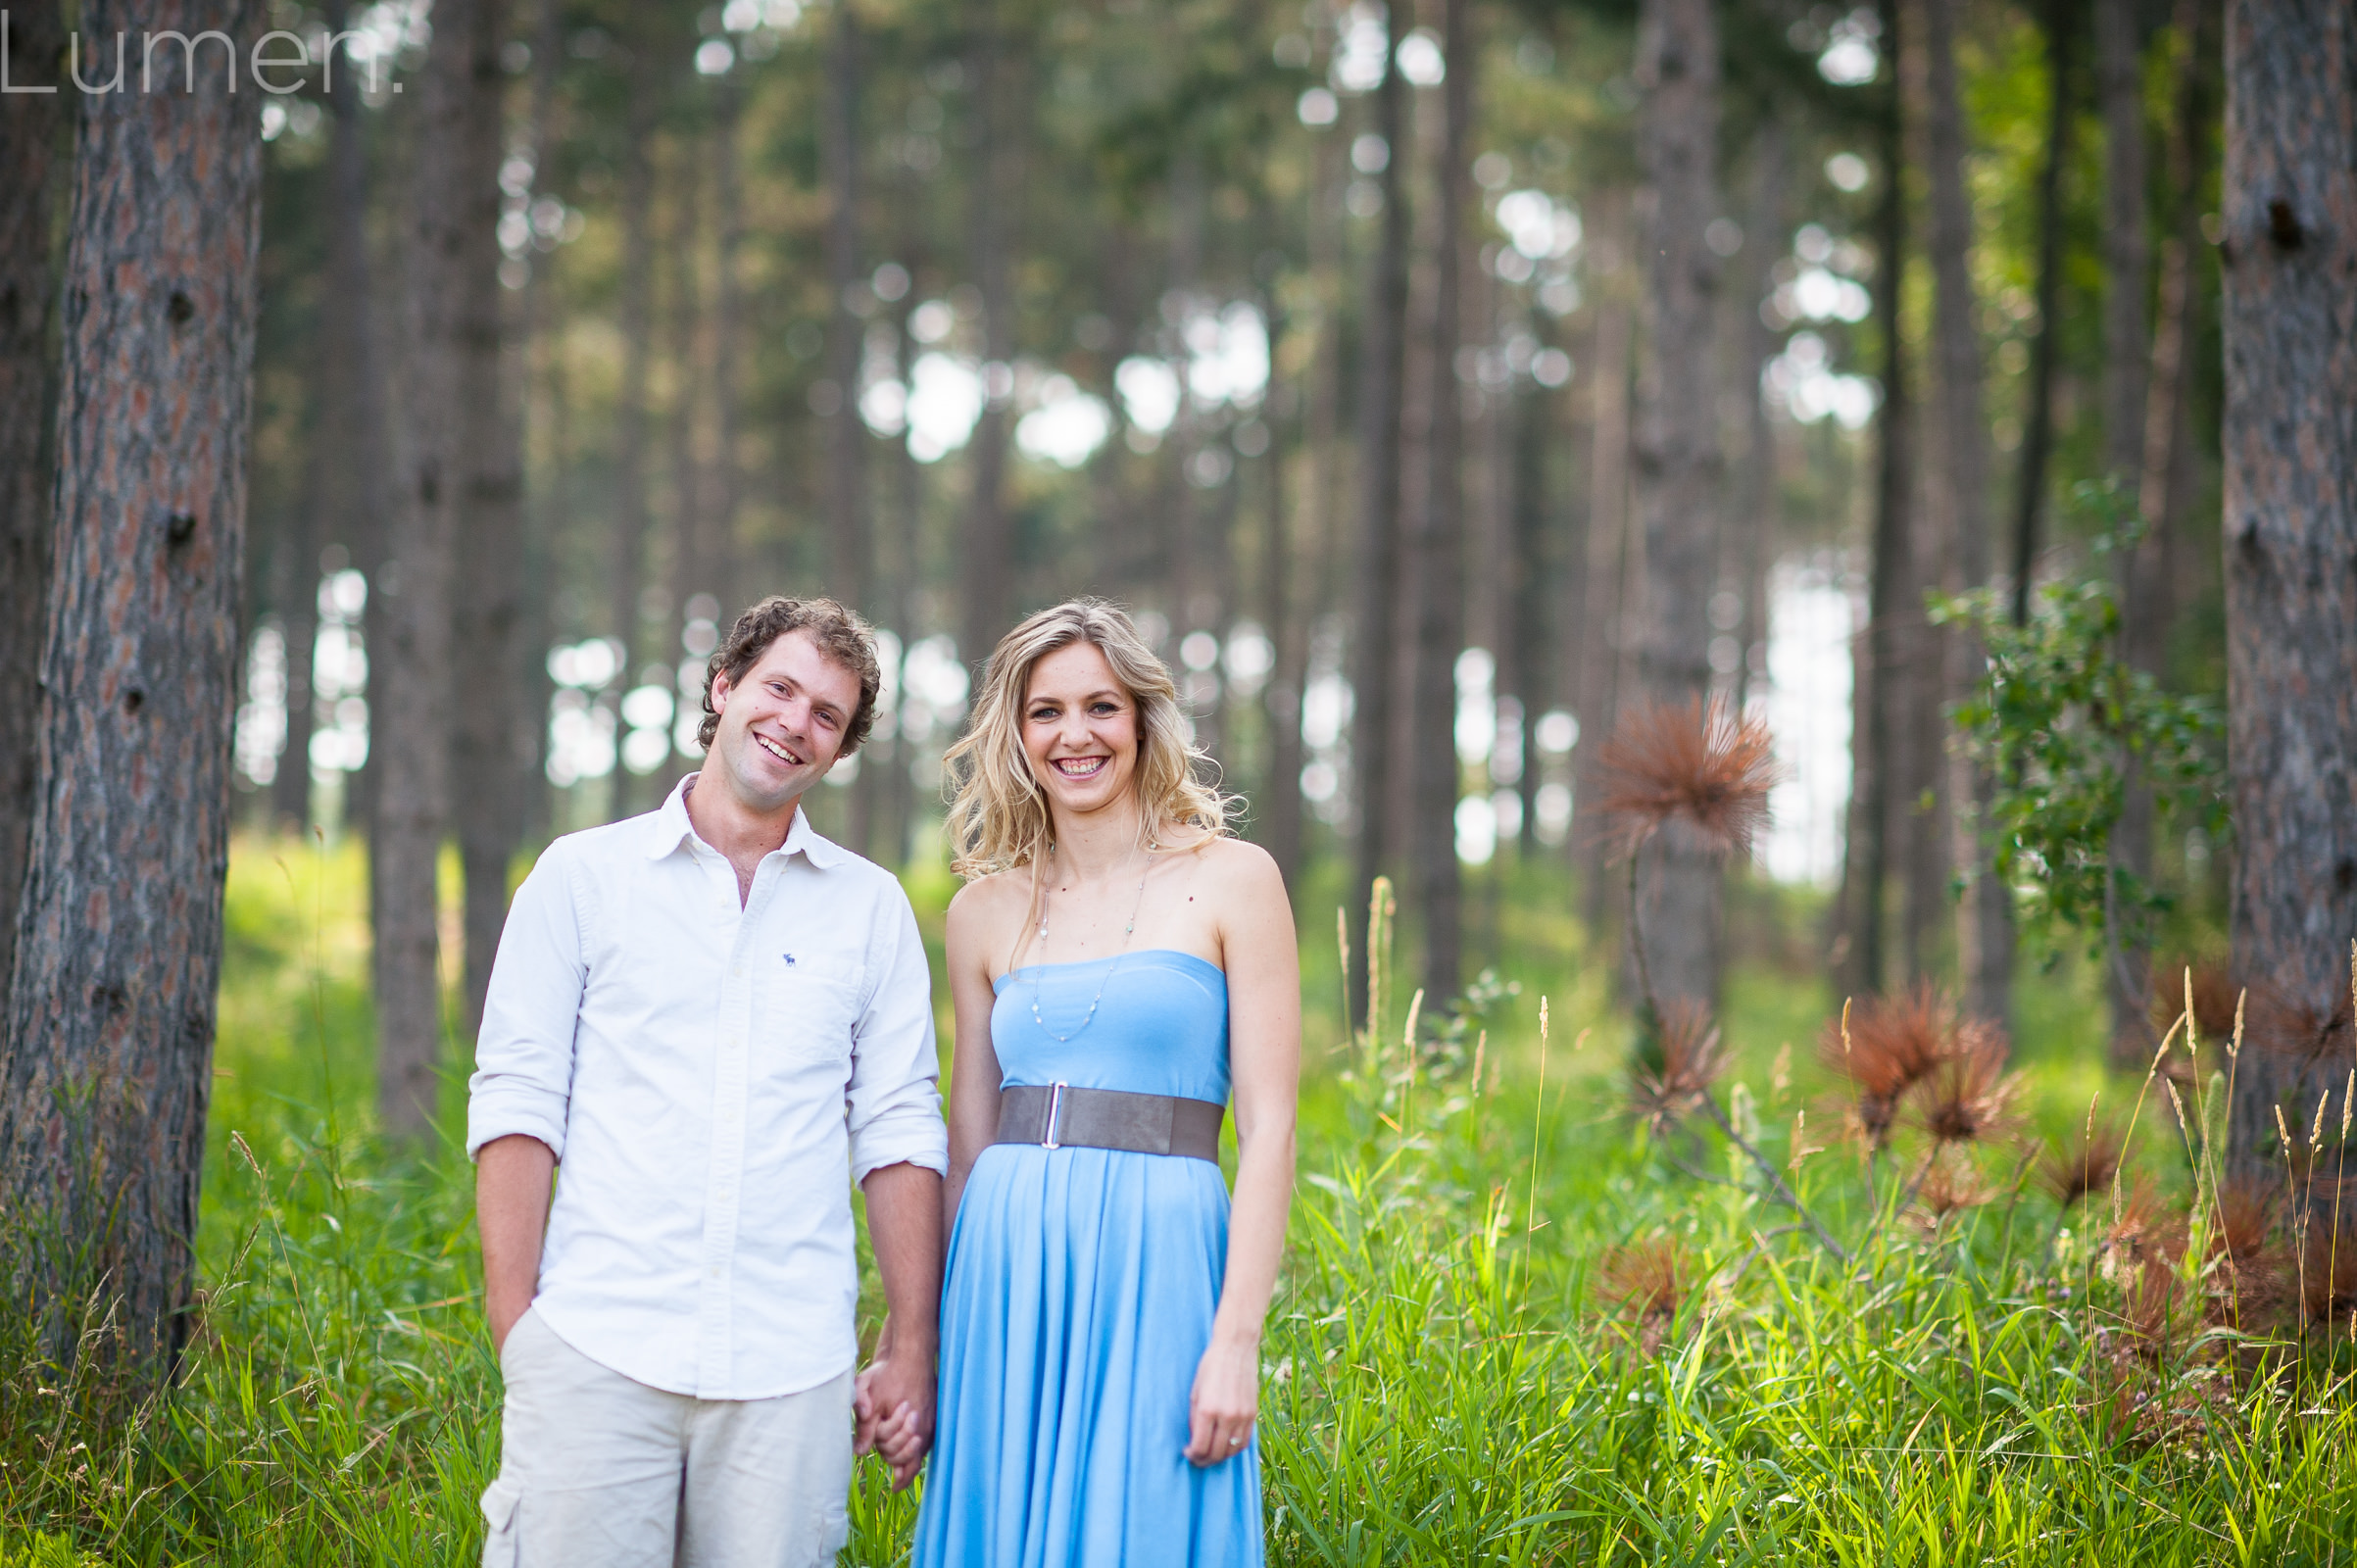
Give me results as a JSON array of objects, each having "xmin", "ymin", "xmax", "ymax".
[{"xmin": 1592, "ymin": 696, "xmax": 1779, "ymax": 857}]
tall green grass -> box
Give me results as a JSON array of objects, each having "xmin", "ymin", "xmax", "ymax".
[{"xmin": 4, "ymin": 837, "xmax": 2353, "ymax": 1564}]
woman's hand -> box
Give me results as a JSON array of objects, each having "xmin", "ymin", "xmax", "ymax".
[{"xmin": 1183, "ymin": 1334, "xmax": 1259, "ymax": 1466}]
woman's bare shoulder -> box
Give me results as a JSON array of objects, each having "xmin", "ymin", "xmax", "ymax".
[
  {"xmin": 946, "ymin": 866, "xmax": 1032, "ymax": 947},
  {"xmin": 1174, "ymin": 835, "xmax": 1287, "ymax": 904}
]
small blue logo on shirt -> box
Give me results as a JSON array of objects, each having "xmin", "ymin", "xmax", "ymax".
[{"xmin": 782, "ymin": 953, "xmax": 797, "ymax": 965}]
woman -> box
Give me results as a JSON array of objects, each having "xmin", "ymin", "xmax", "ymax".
[{"xmin": 909, "ymin": 600, "xmax": 1299, "ymax": 1566}]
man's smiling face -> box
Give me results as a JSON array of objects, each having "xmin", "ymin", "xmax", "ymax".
[{"xmin": 708, "ymin": 629, "xmax": 862, "ymax": 814}]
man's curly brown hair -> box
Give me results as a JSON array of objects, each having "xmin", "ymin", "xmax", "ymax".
[{"xmin": 697, "ymin": 596, "xmax": 882, "ymax": 756}]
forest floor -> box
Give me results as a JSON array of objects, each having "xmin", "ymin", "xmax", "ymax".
[{"xmin": 3, "ymin": 830, "xmax": 2354, "ymax": 1564}]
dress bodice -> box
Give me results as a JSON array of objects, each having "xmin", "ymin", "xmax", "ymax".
[{"xmin": 989, "ymin": 949, "xmax": 1231, "ymax": 1104}]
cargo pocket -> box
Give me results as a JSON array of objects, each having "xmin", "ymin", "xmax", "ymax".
[{"xmin": 479, "ymin": 1477, "xmax": 522, "ymax": 1568}]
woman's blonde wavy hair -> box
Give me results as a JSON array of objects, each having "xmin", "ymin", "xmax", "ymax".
[{"xmin": 944, "ymin": 599, "xmax": 1230, "ymax": 879}]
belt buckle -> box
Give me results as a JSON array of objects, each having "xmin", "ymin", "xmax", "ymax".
[{"xmin": 1042, "ymin": 1082, "xmax": 1066, "ymax": 1151}]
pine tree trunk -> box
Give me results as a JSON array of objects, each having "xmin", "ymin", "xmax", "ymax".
[
  {"xmin": 1262, "ymin": 103, "xmax": 1344, "ymax": 894},
  {"xmin": 2008, "ymin": 0, "xmax": 2078, "ymax": 625},
  {"xmin": 319, "ymin": 0, "xmax": 391, "ymax": 847},
  {"xmin": 606, "ymin": 23, "xmax": 660, "ymax": 802},
  {"xmin": 709, "ymin": 70, "xmax": 746, "ymax": 610},
  {"xmin": 1630, "ymin": 0, "xmax": 1726, "ymax": 1011},
  {"xmin": 1576, "ymin": 205, "xmax": 1633, "ymax": 937},
  {"xmin": 1348, "ymin": 34, "xmax": 1411, "ymax": 1008},
  {"xmin": 1850, "ymin": 86, "xmax": 1911, "ymax": 997},
  {"xmin": 0, "ymin": 0, "xmax": 264, "ymax": 1376},
  {"xmin": 1922, "ymin": 0, "xmax": 2015, "ymax": 1031},
  {"xmin": 0, "ymin": 0, "xmax": 66, "ymax": 1012},
  {"xmin": 958, "ymin": 1, "xmax": 1019, "ymax": 669},
  {"xmin": 822, "ymin": 0, "xmax": 872, "ymax": 854},
  {"xmin": 2220, "ymin": 0, "xmax": 2357, "ymax": 1175},
  {"xmin": 1405, "ymin": 0, "xmax": 1473, "ymax": 1001},
  {"xmin": 450, "ymin": 0, "xmax": 526, "ymax": 1043},
  {"xmin": 272, "ymin": 393, "xmax": 322, "ymax": 832},
  {"xmin": 1728, "ymin": 120, "xmax": 1789, "ymax": 718},
  {"xmin": 660, "ymin": 139, "xmax": 703, "ymax": 693},
  {"xmin": 2096, "ymin": 0, "xmax": 2156, "ymax": 1060},
  {"xmin": 374, "ymin": 0, "xmax": 480, "ymax": 1138}
]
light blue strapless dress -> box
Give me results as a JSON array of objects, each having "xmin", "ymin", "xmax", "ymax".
[{"xmin": 912, "ymin": 950, "xmax": 1263, "ymax": 1568}]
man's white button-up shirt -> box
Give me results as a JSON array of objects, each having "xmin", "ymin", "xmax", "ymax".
[{"xmin": 466, "ymin": 777, "xmax": 948, "ymax": 1400}]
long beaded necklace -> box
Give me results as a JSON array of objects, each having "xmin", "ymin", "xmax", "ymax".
[{"xmin": 1029, "ymin": 840, "xmax": 1154, "ymax": 1043}]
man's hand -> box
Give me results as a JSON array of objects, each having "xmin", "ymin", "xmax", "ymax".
[
  {"xmin": 857, "ymin": 1161, "xmax": 945, "ymax": 1490},
  {"xmin": 853, "ymin": 1325, "xmax": 937, "ymax": 1490}
]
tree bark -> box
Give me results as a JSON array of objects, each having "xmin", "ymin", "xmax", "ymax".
[
  {"xmin": 1576, "ymin": 200, "xmax": 1634, "ymax": 936},
  {"xmin": 271, "ymin": 372, "xmax": 323, "ymax": 832},
  {"xmin": 319, "ymin": 0, "xmax": 391, "ymax": 844},
  {"xmin": 1728, "ymin": 119, "xmax": 1789, "ymax": 718},
  {"xmin": 2097, "ymin": 0, "xmax": 2156, "ymax": 1058},
  {"xmin": 2008, "ymin": 0, "xmax": 2079, "ymax": 625},
  {"xmin": 374, "ymin": 0, "xmax": 481, "ymax": 1138},
  {"xmin": 958, "ymin": 0, "xmax": 1020, "ymax": 670},
  {"xmin": 822, "ymin": 0, "xmax": 872, "ymax": 854},
  {"xmin": 1263, "ymin": 94, "xmax": 1346, "ymax": 893},
  {"xmin": 1923, "ymin": 0, "xmax": 2015, "ymax": 1031},
  {"xmin": 1404, "ymin": 0, "xmax": 1473, "ymax": 1001},
  {"xmin": 709, "ymin": 69, "xmax": 746, "ymax": 609},
  {"xmin": 1348, "ymin": 26, "xmax": 1411, "ymax": 1011},
  {"xmin": 0, "ymin": 0, "xmax": 264, "ymax": 1377},
  {"xmin": 0, "ymin": 0, "xmax": 66, "ymax": 1013},
  {"xmin": 1850, "ymin": 87, "xmax": 1912, "ymax": 998},
  {"xmin": 606, "ymin": 21, "xmax": 661, "ymax": 785},
  {"xmin": 450, "ymin": 0, "xmax": 526, "ymax": 1043},
  {"xmin": 1630, "ymin": 0, "xmax": 1726, "ymax": 1012},
  {"xmin": 2220, "ymin": 0, "xmax": 2357, "ymax": 1174}
]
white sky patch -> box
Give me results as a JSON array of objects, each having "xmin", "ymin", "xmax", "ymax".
[
  {"xmin": 1759, "ymin": 556, "xmax": 1861, "ymax": 887},
  {"xmin": 1182, "ymin": 302, "xmax": 1269, "ymax": 409},
  {"xmin": 905, "ymin": 352, "xmax": 984, "ymax": 462},
  {"xmin": 1015, "ymin": 375, "xmax": 1112, "ymax": 468},
  {"xmin": 1496, "ymin": 189, "xmax": 1581, "ymax": 260},
  {"xmin": 1329, "ymin": 2, "xmax": 1388, "ymax": 93},
  {"xmin": 1763, "ymin": 331, "xmax": 1879, "ymax": 430},
  {"xmin": 1116, "ymin": 357, "xmax": 1182, "ymax": 434}
]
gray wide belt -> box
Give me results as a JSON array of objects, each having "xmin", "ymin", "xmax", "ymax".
[{"xmin": 993, "ymin": 1083, "xmax": 1226, "ymax": 1163}]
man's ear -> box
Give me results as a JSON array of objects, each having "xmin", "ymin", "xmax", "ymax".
[{"xmin": 709, "ymin": 668, "xmax": 733, "ymax": 716}]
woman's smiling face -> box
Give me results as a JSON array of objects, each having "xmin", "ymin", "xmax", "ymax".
[{"xmin": 1020, "ymin": 640, "xmax": 1142, "ymax": 819}]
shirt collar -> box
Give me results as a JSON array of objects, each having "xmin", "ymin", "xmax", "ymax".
[{"xmin": 648, "ymin": 772, "xmax": 847, "ymax": 869}]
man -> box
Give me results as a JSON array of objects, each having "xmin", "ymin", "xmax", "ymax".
[{"xmin": 468, "ymin": 597, "xmax": 944, "ymax": 1567}]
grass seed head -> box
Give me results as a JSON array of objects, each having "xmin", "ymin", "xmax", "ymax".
[
  {"xmin": 1597, "ymin": 1237, "xmax": 1689, "ymax": 1356},
  {"xmin": 2152, "ymin": 960, "xmax": 2238, "ymax": 1046},
  {"xmin": 1820, "ymin": 984, "xmax": 1956, "ymax": 1149},
  {"xmin": 2105, "ymin": 1178, "xmax": 2187, "ymax": 1272},
  {"xmin": 1914, "ymin": 1151, "xmax": 1992, "ymax": 1224},
  {"xmin": 2039, "ymin": 1116, "xmax": 2130, "ymax": 1209},
  {"xmin": 1908, "ymin": 1023, "xmax": 2019, "ymax": 1147},
  {"xmin": 2296, "ymin": 1213, "xmax": 2357, "ymax": 1332},
  {"xmin": 1593, "ymin": 696, "xmax": 1779, "ymax": 858},
  {"xmin": 2243, "ymin": 980, "xmax": 2355, "ymax": 1072},
  {"xmin": 1629, "ymin": 999, "xmax": 1728, "ymax": 1131}
]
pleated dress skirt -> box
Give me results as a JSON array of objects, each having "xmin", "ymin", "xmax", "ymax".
[{"xmin": 912, "ymin": 950, "xmax": 1263, "ymax": 1568}]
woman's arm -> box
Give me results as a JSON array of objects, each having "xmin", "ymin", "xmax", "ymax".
[
  {"xmin": 1184, "ymin": 842, "xmax": 1301, "ymax": 1466},
  {"xmin": 939, "ymin": 879, "xmax": 1012, "ymax": 1237}
]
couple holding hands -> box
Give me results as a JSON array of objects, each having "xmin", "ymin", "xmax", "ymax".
[{"xmin": 467, "ymin": 595, "xmax": 1299, "ymax": 1567}]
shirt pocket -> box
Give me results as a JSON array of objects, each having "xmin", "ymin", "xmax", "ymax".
[{"xmin": 761, "ymin": 951, "xmax": 864, "ymax": 1069}]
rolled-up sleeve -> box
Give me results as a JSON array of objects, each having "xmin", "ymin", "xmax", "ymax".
[
  {"xmin": 845, "ymin": 889, "xmax": 949, "ymax": 1185},
  {"xmin": 466, "ymin": 845, "xmax": 587, "ymax": 1162}
]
